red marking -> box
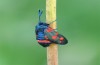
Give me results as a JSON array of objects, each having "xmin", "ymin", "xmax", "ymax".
[
  {"xmin": 38, "ymin": 40, "xmax": 50, "ymax": 43},
  {"xmin": 52, "ymin": 35, "xmax": 57, "ymax": 40},
  {"xmin": 46, "ymin": 27, "xmax": 53, "ymax": 32},
  {"xmin": 60, "ymin": 37, "xmax": 64, "ymax": 41}
]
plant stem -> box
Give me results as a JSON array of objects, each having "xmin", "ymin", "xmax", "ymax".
[{"xmin": 46, "ymin": 0, "xmax": 58, "ymax": 65}]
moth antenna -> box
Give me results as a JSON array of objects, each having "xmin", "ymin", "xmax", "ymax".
[{"xmin": 38, "ymin": 10, "xmax": 43, "ymax": 23}]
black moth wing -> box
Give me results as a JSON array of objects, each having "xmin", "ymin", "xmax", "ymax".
[
  {"xmin": 38, "ymin": 43, "xmax": 51, "ymax": 47},
  {"xmin": 58, "ymin": 34, "xmax": 68, "ymax": 45}
]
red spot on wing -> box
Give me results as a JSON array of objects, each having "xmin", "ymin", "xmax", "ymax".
[
  {"xmin": 38, "ymin": 40, "xmax": 50, "ymax": 43},
  {"xmin": 52, "ymin": 36, "xmax": 57, "ymax": 40},
  {"xmin": 60, "ymin": 37, "xmax": 64, "ymax": 41}
]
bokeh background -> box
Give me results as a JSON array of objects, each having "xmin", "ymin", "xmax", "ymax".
[{"xmin": 0, "ymin": 0, "xmax": 100, "ymax": 65}]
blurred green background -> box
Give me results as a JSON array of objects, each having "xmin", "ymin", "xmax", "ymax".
[{"xmin": 0, "ymin": 0, "xmax": 100, "ymax": 65}]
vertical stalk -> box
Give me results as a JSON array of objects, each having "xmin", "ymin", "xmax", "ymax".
[{"xmin": 46, "ymin": 0, "xmax": 58, "ymax": 65}]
